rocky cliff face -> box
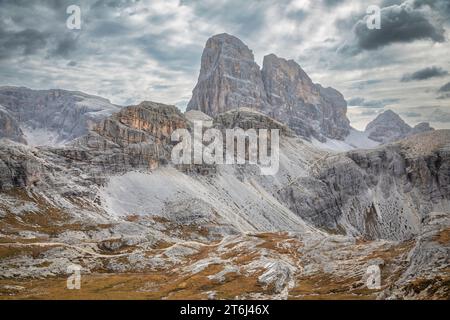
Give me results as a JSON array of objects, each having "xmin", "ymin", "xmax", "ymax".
[
  {"xmin": 365, "ymin": 110, "xmax": 434, "ymax": 144},
  {"xmin": 0, "ymin": 105, "xmax": 26, "ymax": 144},
  {"xmin": 0, "ymin": 86, "xmax": 121, "ymax": 146},
  {"xmin": 313, "ymin": 130, "xmax": 449, "ymax": 240},
  {"xmin": 187, "ymin": 34, "xmax": 268, "ymax": 115},
  {"xmin": 411, "ymin": 122, "xmax": 434, "ymax": 135},
  {"xmin": 187, "ymin": 34, "xmax": 351, "ymax": 142},
  {"xmin": 0, "ymin": 101, "xmax": 188, "ymax": 194},
  {"xmin": 262, "ymin": 54, "xmax": 350, "ymax": 141},
  {"xmin": 61, "ymin": 101, "xmax": 189, "ymax": 177}
]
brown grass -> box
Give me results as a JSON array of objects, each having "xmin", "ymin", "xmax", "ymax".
[{"xmin": 433, "ymin": 228, "xmax": 450, "ymax": 245}]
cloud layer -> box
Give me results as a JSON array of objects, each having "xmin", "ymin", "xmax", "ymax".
[
  {"xmin": 0, "ymin": 0, "xmax": 449, "ymax": 129},
  {"xmin": 401, "ymin": 66, "xmax": 448, "ymax": 82}
]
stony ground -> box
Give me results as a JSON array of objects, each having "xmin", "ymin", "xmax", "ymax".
[{"xmin": 1, "ymin": 205, "xmax": 448, "ymax": 300}]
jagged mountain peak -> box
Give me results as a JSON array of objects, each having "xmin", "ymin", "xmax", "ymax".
[
  {"xmin": 188, "ymin": 33, "xmax": 351, "ymax": 142},
  {"xmin": 365, "ymin": 109, "xmax": 434, "ymax": 144},
  {"xmin": 206, "ymin": 33, "xmax": 254, "ymax": 58},
  {"xmin": 364, "ymin": 110, "xmax": 411, "ymax": 144},
  {"xmin": 187, "ymin": 34, "xmax": 267, "ymax": 116},
  {"xmin": 368, "ymin": 109, "xmax": 407, "ymax": 124},
  {"xmin": 262, "ymin": 53, "xmax": 312, "ymax": 83}
]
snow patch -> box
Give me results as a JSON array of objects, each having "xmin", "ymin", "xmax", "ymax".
[
  {"xmin": 311, "ymin": 129, "xmax": 379, "ymax": 152},
  {"xmin": 22, "ymin": 126, "xmax": 66, "ymax": 147}
]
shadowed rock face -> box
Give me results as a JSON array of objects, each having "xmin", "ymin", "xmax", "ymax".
[
  {"xmin": 62, "ymin": 101, "xmax": 189, "ymax": 176},
  {"xmin": 0, "ymin": 106, "xmax": 26, "ymax": 144},
  {"xmin": 309, "ymin": 130, "xmax": 450, "ymax": 240},
  {"xmin": 0, "ymin": 102, "xmax": 189, "ymax": 192},
  {"xmin": 262, "ymin": 54, "xmax": 350, "ymax": 141},
  {"xmin": 187, "ymin": 34, "xmax": 351, "ymax": 142}
]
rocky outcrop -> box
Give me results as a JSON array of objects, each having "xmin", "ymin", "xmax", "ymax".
[
  {"xmin": 93, "ymin": 101, "xmax": 187, "ymax": 147},
  {"xmin": 365, "ymin": 110, "xmax": 435, "ymax": 144},
  {"xmin": 365, "ymin": 110, "xmax": 411, "ymax": 144},
  {"xmin": 411, "ymin": 122, "xmax": 434, "ymax": 135},
  {"xmin": 0, "ymin": 86, "xmax": 121, "ymax": 146},
  {"xmin": 262, "ymin": 54, "xmax": 350, "ymax": 141},
  {"xmin": 213, "ymin": 107, "xmax": 293, "ymax": 136},
  {"xmin": 0, "ymin": 142, "xmax": 45, "ymax": 190},
  {"xmin": 293, "ymin": 130, "xmax": 450, "ymax": 240},
  {"xmin": 187, "ymin": 34, "xmax": 351, "ymax": 142},
  {"xmin": 0, "ymin": 105, "xmax": 26, "ymax": 144},
  {"xmin": 187, "ymin": 34, "xmax": 268, "ymax": 115},
  {"xmin": 0, "ymin": 101, "xmax": 189, "ymax": 192},
  {"xmin": 60, "ymin": 101, "xmax": 189, "ymax": 175}
]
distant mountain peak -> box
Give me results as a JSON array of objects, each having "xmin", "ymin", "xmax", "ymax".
[
  {"xmin": 365, "ymin": 109, "xmax": 434, "ymax": 144},
  {"xmin": 0, "ymin": 86, "xmax": 121, "ymax": 146}
]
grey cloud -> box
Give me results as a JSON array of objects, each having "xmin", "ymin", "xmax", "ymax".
[
  {"xmin": 350, "ymin": 79, "xmax": 383, "ymax": 90},
  {"xmin": 0, "ymin": 0, "xmax": 449, "ymax": 125},
  {"xmin": 348, "ymin": 97, "xmax": 399, "ymax": 108},
  {"xmin": 401, "ymin": 66, "xmax": 448, "ymax": 82},
  {"xmin": 438, "ymin": 82, "xmax": 450, "ymax": 92},
  {"xmin": 350, "ymin": 2, "xmax": 445, "ymax": 52},
  {"xmin": 414, "ymin": 0, "xmax": 450, "ymax": 19},
  {"xmin": 401, "ymin": 111, "xmax": 422, "ymax": 117},
  {"xmin": 348, "ymin": 97, "xmax": 365, "ymax": 106},
  {"xmin": 180, "ymin": 0, "xmax": 270, "ymax": 37},
  {"xmin": 0, "ymin": 28, "xmax": 48, "ymax": 59},
  {"xmin": 91, "ymin": 21, "xmax": 133, "ymax": 38},
  {"xmin": 135, "ymin": 32, "xmax": 201, "ymax": 72},
  {"xmin": 51, "ymin": 35, "xmax": 79, "ymax": 58},
  {"xmin": 437, "ymin": 82, "xmax": 450, "ymax": 99},
  {"xmin": 322, "ymin": 0, "xmax": 345, "ymax": 8},
  {"xmin": 360, "ymin": 110, "xmax": 380, "ymax": 116},
  {"xmin": 428, "ymin": 109, "xmax": 450, "ymax": 122},
  {"xmin": 381, "ymin": 0, "xmax": 404, "ymax": 6}
]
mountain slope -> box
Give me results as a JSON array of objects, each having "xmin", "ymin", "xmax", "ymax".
[
  {"xmin": 0, "ymin": 103, "xmax": 448, "ymax": 299},
  {"xmin": 0, "ymin": 86, "xmax": 121, "ymax": 146}
]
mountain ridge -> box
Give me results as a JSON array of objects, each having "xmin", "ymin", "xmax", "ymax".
[{"xmin": 187, "ymin": 33, "xmax": 351, "ymax": 142}]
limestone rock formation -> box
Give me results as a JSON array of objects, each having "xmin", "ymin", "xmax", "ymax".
[
  {"xmin": 0, "ymin": 99, "xmax": 448, "ymax": 299},
  {"xmin": 411, "ymin": 122, "xmax": 434, "ymax": 135},
  {"xmin": 308, "ymin": 130, "xmax": 450, "ymax": 240},
  {"xmin": 64, "ymin": 101, "xmax": 189, "ymax": 175},
  {"xmin": 365, "ymin": 110, "xmax": 435, "ymax": 144},
  {"xmin": 187, "ymin": 34, "xmax": 268, "ymax": 115},
  {"xmin": 187, "ymin": 34, "xmax": 351, "ymax": 142},
  {"xmin": 213, "ymin": 107, "xmax": 293, "ymax": 136},
  {"xmin": 0, "ymin": 105, "xmax": 26, "ymax": 144},
  {"xmin": 0, "ymin": 86, "xmax": 121, "ymax": 146},
  {"xmin": 262, "ymin": 54, "xmax": 350, "ymax": 141}
]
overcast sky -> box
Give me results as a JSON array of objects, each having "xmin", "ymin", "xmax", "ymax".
[{"xmin": 0, "ymin": 0, "xmax": 449, "ymax": 130}]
